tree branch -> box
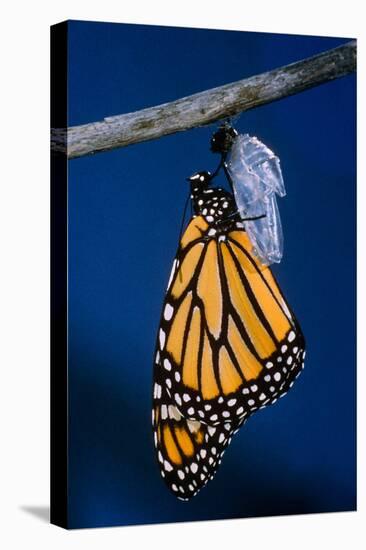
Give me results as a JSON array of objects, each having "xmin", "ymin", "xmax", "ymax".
[{"xmin": 51, "ymin": 40, "xmax": 356, "ymax": 159}]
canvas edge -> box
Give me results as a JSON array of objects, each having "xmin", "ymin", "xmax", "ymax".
[{"xmin": 50, "ymin": 20, "xmax": 69, "ymax": 529}]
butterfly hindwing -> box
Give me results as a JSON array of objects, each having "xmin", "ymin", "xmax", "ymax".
[{"xmin": 152, "ymin": 360, "xmax": 245, "ymax": 499}]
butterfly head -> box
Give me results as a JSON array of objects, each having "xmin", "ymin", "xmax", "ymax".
[{"xmin": 210, "ymin": 123, "xmax": 238, "ymax": 154}]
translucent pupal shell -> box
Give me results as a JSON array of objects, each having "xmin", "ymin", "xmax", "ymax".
[{"xmin": 227, "ymin": 134, "xmax": 286, "ymax": 265}]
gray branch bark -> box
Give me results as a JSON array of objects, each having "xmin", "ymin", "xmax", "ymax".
[{"xmin": 51, "ymin": 40, "xmax": 356, "ymax": 159}]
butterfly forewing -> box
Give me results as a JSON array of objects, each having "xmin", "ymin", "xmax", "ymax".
[{"xmin": 156, "ymin": 217, "xmax": 304, "ymax": 417}]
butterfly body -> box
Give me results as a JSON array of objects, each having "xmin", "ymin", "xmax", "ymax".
[
  {"xmin": 190, "ymin": 171, "xmax": 239, "ymax": 225},
  {"xmin": 152, "ymin": 170, "xmax": 305, "ymax": 500}
]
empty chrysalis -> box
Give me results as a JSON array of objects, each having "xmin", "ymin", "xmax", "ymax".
[{"xmin": 211, "ymin": 124, "xmax": 286, "ymax": 265}]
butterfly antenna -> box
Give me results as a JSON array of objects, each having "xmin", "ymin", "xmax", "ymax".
[{"xmin": 210, "ymin": 154, "xmax": 225, "ymax": 180}]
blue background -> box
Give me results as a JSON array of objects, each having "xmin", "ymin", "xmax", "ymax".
[{"xmin": 67, "ymin": 21, "xmax": 356, "ymax": 529}]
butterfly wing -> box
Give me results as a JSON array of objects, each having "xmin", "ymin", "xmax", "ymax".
[
  {"xmin": 152, "ymin": 215, "xmax": 305, "ymax": 498},
  {"xmin": 152, "ymin": 361, "xmax": 245, "ymax": 500}
]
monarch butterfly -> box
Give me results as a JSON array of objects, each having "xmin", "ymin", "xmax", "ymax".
[{"xmin": 152, "ymin": 126, "xmax": 305, "ymax": 500}]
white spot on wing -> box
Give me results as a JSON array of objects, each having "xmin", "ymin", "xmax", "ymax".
[
  {"xmin": 163, "ymin": 358, "xmax": 171, "ymax": 371},
  {"xmin": 281, "ymin": 301, "xmax": 292, "ymax": 319},
  {"xmin": 167, "ymin": 259, "xmax": 177, "ymax": 290},
  {"xmin": 161, "ymin": 405, "xmax": 168, "ymax": 419},
  {"xmin": 187, "ymin": 420, "xmax": 201, "ymax": 433},
  {"xmin": 164, "ymin": 460, "xmax": 173, "ymax": 472},
  {"xmin": 154, "ymin": 383, "xmax": 162, "ymax": 399},
  {"xmin": 159, "ymin": 329, "xmax": 166, "ymax": 349},
  {"xmin": 164, "ymin": 303, "xmax": 174, "ymax": 321},
  {"xmin": 190, "ymin": 463, "xmax": 198, "ymax": 473},
  {"xmin": 169, "ymin": 405, "xmax": 182, "ymax": 421}
]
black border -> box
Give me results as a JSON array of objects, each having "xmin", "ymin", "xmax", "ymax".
[{"xmin": 50, "ymin": 20, "xmax": 68, "ymax": 529}]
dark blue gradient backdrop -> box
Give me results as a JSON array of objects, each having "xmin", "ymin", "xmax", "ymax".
[{"xmin": 67, "ymin": 21, "xmax": 356, "ymax": 528}]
